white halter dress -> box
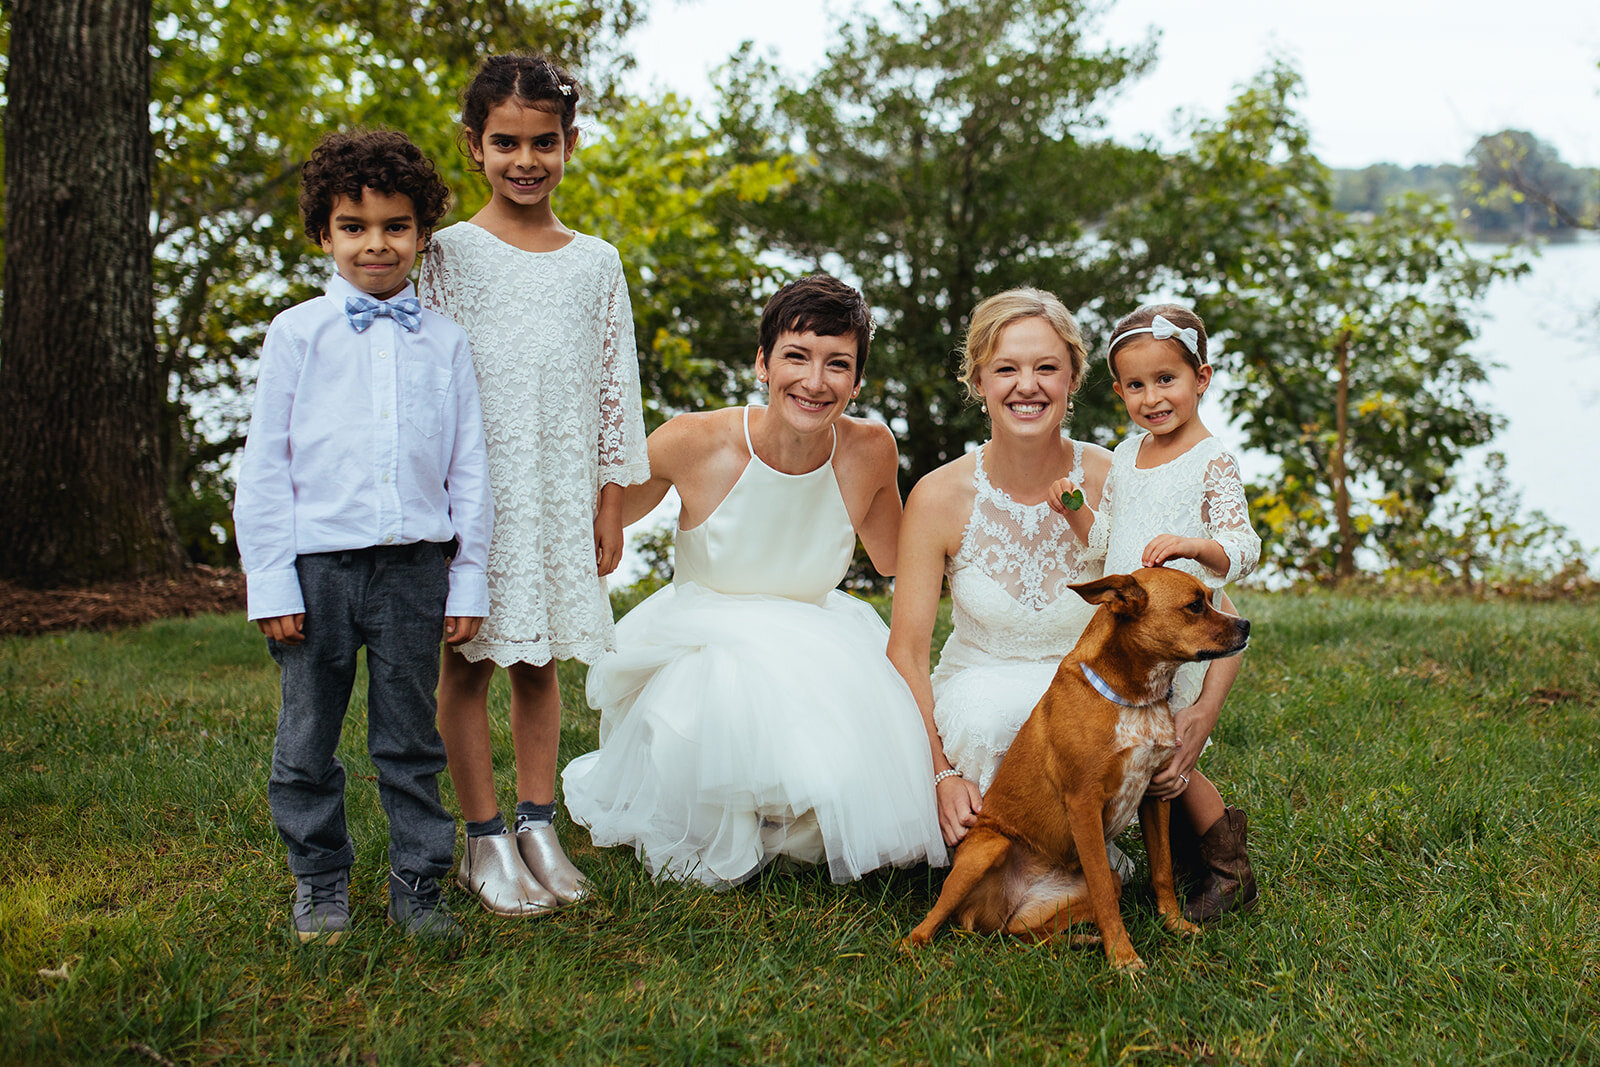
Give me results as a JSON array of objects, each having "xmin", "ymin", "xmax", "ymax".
[{"xmin": 563, "ymin": 408, "xmax": 947, "ymax": 887}]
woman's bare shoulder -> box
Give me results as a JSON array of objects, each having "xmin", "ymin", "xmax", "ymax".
[
  {"xmin": 1074, "ymin": 437, "xmax": 1114, "ymax": 477},
  {"xmin": 652, "ymin": 407, "xmax": 749, "ymax": 479},
  {"xmin": 835, "ymin": 415, "xmax": 900, "ymax": 469},
  {"xmin": 906, "ymin": 451, "xmax": 976, "ymax": 520}
]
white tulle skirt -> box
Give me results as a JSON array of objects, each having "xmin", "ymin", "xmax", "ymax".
[{"xmin": 562, "ymin": 581, "xmax": 948, "ymax": 888}]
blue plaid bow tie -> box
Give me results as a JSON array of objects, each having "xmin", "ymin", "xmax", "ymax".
[{"xmin": 345, "ymin": 295, "xmax": 422, "ymax": 333}]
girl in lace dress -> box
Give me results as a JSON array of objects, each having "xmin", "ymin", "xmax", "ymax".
[
  {"xmin": 420, "ymin": 55, "xmax": 649, "ymax": 916},
  {"xmin": 563, "ymin": 275, "xmax": 945, "ymax": 887},
  {"xmin": 1048, "ymin": 303, "xmax": 1260, "ymax": 921},
  {"xmin": 887, "ymin": 289, "xmax": 1116, "ymax": 851}
]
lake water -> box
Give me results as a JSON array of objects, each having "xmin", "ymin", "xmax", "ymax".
[
  {"xmin": 1216, "ymin": 236, "xmax": 1600, "ymax": 569},
  {"xmin": 1467, "ymin": 238, "xmax": 1600, "ymax": 561}
]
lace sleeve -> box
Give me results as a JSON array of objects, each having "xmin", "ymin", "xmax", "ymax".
[
  {"xmin": 1085, "ymin": 460, "xmax": 1113, "ymax": 564},
  {"xmin": 596, "ymin": 256, "xmax": 650, "ymax": 487},
  {"xmin": 1201, "ymin": 450, "xmax": 1261, "ymax": 584},
  {"xmin": 419, "ymin": 238, "xmax": 452, "ymax": 319}
]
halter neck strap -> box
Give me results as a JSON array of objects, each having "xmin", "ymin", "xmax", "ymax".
[{"xmin": 743, "ymin": 405, "xmax": 838, "ymax": 467}]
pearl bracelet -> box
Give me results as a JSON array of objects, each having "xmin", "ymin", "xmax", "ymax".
[{"xmin": 933, "ymin": 769, "xmax": 963, "ymax": 787}]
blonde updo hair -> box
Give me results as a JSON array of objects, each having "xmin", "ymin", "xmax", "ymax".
[{"xmin": 956, "ymin": 288, "xmax": 1088, "ymax": 407}]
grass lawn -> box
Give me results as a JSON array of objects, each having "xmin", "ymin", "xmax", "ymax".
[{"xmin": 2, "ymin": 590, "xmax": 1597, "ymax": 1064}]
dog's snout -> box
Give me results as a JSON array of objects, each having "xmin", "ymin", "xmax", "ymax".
[{"xmin": 1237, "ymin": 618, "xmax": 1250, "ymax": 640}]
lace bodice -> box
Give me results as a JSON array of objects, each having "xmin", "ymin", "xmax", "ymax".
[
  {"xmin": 420, "ymin": 224, "xmax": 650, "ymax": 665},
  {"xmin": 673, "ymin": 408, "xmax": 855, "ymax": 604},
  {"xmin": 1090, "ymin": 434, "xmax": 1260, "ymax": 589},
  {"xmin": 944, "ymin": 443, "xmax": 1104, "ymax": 663}
]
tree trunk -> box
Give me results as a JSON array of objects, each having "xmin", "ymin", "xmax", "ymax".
[
  {"xmin": 0, "ymin": 0, "xmax": 182, "ymax": 587},
  {"xmin": 1332, "ymin": 330, "xmax": 1355, "ymax": 581}
]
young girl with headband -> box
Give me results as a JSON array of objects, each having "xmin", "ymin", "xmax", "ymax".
[{"xmin": 1048, "ymin": 302, "xmax": 1262, "ymax": 921}]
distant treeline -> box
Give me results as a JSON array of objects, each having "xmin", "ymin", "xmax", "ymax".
[{"xmin": 1333, "ymin": 129, "xmax": 1599, "ymax": 239}]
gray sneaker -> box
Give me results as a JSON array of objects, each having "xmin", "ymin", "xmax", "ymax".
[
  {"xmin": 293, "ymin": 868, "xmax": 351, "ymax": 945},
  {"xmin": 387, "ymin": 871, "xmax": 464, "ymax": 942}
]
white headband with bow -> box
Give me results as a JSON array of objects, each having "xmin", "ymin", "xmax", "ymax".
[{"xmin": 1108, "ymin": 314, "xmax": 1203, "ymax": 360}]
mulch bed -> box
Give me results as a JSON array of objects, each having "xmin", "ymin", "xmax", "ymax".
[{"xmin": 0, "ymin": 565, "xmax": 247, "ymax": 637}]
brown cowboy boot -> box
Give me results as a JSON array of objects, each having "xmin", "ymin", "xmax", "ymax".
[{"xmin": 1183, "ymin": 806, "xmax": 1258, "ymax": 923}]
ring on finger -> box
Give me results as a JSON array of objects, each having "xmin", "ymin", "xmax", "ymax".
[{"xmin": 1178, "ymin": 773, "xmax": 1190, "ymax": 786}]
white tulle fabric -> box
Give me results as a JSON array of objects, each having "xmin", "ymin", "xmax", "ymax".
[
  {"xmin": 563, "ymin": 409, "xmax": 946, "ymax": 887},
  {"xmin": 421, "ymin": 224, "xmax": 649, "ymax": 666},
  {"xmin": 1088, "ymin": 433, "xmax": 1261, "ymax": 707},
  {"xmin": 931, "ymin": 442, "xmax": 1103, "ymax": 794}
]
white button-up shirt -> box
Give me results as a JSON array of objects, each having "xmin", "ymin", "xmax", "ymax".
[{"xmin": 234, "ymin": 275, "xmax": 493, "ymax": 620}]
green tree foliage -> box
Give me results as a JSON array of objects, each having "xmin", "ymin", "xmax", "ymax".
[
  {"xmin": 148, "ymin": 0, "xmax": 640, "ymax": 563},
  {"xmin": 1109, "ymin": 63, "xmax": 1525, "ymax": 581},
  {"xmin": 558, "ymin": 96, "xmax": 799, "ymax": 426},
  {"xmin": 1463, "ymin": 128, "xmax": 1599, "ymax": 234},
  {"xmin": 1330, "ymin": 134, "xmax": 1598, "ymax": 239},
  {"xmin": 715, "ymin": 0, "xmax": 1160, "ymax": 486},
  {"xmin": 1384, "ymin": 452, "xmax": 1590, "ymax": 594}
]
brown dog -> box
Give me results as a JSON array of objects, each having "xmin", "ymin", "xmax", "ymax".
[{"xmin": 906, "ymin": 567, "xmax": 1251, "ymax": 971}]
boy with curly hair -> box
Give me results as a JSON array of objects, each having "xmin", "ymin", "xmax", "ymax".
[{"xmin": 234, "ymin": 129, "xmax": 492, "ymax": 942}]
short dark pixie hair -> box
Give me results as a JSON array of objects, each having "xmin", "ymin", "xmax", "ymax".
[
  {"xmin": 757, "ymin": 275, "xmax": 874, "ymax": 384},
  {"xmin": 1106, "ymin": 303, "xmax": 1209, "ymax": 380},
  {"xmin": 460, "ymin": 53, "xmax": 581, "ymax": 165},
  {"xmin": 299, "ymin": 129, "xmax": 450, "ymax": 244}
]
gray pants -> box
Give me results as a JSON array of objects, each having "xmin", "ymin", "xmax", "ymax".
[{"xmin": 267, "ymin": 543, "xmax": 455, "ymax": 885}]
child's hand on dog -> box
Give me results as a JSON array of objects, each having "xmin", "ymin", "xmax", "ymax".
[
  {"xmin": 1139, "ymin": 534, "xmax": 1204, "ymax": 568},
  {"xmin": 936, "ymin": 772, "xmax": 983, "ymax": 846},
  {"xmin": 1141, "ymin": 534, "xmax": 1235, "ymax": 578}
]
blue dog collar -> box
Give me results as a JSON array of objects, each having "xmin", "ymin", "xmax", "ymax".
[{"xmin": 1080, "ymin": 663, "xmax": 1173, "ymax": 709}]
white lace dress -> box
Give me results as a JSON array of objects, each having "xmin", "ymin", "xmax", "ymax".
[
  {"xmin": 930, "ymin": 442, "xmax": 1103, "ymax": 794},
  {"xmin": 1089, "ymin": 433, "xmax": 1261, "ymax": 708},
  {"xmin": 563, "ymin": 409, "xmax": 946, "ymax": 887},
  {"xmin": 421, "ymin": 224, "xmax": 650, "ymax": 666}
]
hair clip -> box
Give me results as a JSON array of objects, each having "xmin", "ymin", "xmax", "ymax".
[{"xmin": 558, "ymin": 83, "xmax": 571, "ymax": 97}]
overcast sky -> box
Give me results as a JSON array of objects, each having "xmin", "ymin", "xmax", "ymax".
[{"xmin": 624, "ymin": 0, "xmax": 1600, "ymax": 169}]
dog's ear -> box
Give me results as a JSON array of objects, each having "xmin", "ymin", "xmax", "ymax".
[{"xmin": 1070, "ymin": 573, "xmax": 1147, "ymax": 618}]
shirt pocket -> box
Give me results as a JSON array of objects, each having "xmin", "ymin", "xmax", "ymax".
[{"xmin": 403, "ymin": 362, "xmax": 449, "ymax": 438}]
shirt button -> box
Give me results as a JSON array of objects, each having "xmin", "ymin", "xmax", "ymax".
[
  {"xmin": 382, "ymin": 473, "xmax": 391, "ymax": 483},
  {"xmin": 383, "ymin": 535, "xmax": 394, "ymax": 544},
  {"xmin": 382, "ymin": 410, "xmax": 391, "ymax": 419},
  {"xmin": 378, "ymin": 350, "xmax": 389, "ymax": 359}
]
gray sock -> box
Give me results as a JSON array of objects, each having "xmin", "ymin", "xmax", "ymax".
[
  {"xmin": 515, "ymin": 801, "xmax": 556, "ymax": 830},
  {"xmin": 466, "ymin": 814, "xmax": 506, "ymax": 838}
]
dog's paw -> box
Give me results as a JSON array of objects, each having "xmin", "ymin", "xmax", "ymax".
[
  {"xmin": 899, "ymin": 931, "xmax": 932, "ymax": 952},
  {"xmin": 1167, "ymin": 915, "xmax": 1202, "ymax": 937},
  {"xmin": 1111, "ymin": 952, "xmax": 1147, "ymax": 974}
]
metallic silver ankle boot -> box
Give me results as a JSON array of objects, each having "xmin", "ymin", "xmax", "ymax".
[
  {"xmin": 457, "ymin": 831, "xmax": 558, "ymax": 916},
  {"xmin": 516, "ymin": 822, "xmax": 589, "ymax": 904}
]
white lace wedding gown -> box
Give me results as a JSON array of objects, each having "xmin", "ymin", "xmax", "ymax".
[
  {"xmin": 421, "ymin": 224, "xmax": 650, "ymax": 666},
  {"xmin": 1089, "ymin": 433, "xmax": 1261, "ymax": 708},
  {"xmin": 563, "ymin": 408, "xmax": 947, "ymax": 887},
  {"xmin": 930, "ymin": 442, "xmax": 1103, "ymax": 794}
]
